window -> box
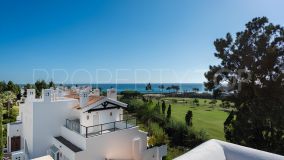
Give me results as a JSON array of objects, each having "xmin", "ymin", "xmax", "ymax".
[{"xmin": 110, "ymin": 112, "xmax": 112, "ymax": 116}]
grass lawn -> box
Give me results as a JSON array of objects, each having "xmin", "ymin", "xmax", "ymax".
[{"xmin": 159, "ymin": 97, "xmax": 229, "ymax": 140}]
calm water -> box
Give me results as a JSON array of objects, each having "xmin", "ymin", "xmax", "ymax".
[{"xmin": 68, "ymin": 83, "xmax": 205, "ymax": 93}]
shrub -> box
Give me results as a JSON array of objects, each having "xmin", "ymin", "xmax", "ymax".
[
  {"xmin": 120, "ymin": 90, "xmax": 141, "ymax": 99},
  {"xmin": 171, "ymin": 99, "xmax": 178, "ymax": 103},
  {"xmin": 162, "ymin": 100, "xmax": 166, "ymax": 114},
  {"xmin": 165, "ymin": 121, "xmax": 208, "ymax": 147},
  {"xmin": 193, "ymin": 98, "xmax": 199, "ymax": 106},
  {"xmin": 167, "ymin": 104, "xmax": 172, "ymax": 119},
  {"xmin": 185, "ymin": 110, "xmax": 193, "ymax": 126},
  {"xmin": 148, "ymin": 122, "xmax": 169, "ymax": 146}
]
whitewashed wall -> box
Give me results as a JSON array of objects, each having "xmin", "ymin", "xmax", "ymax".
[
  {"xmin": 22, "ymin": 101, "xmax": 34, "ymax": 156},
  {"xmin": 80, "ymin": 108, "xmax": 122, "ymax": 134},
  {"xmin": 7, "ymin": 122, "xmax": 23, "ymax": 152},
  {"xmin": 21, "ymin": 95, "xmax": 79, "ymax": 159},
  {"xmin": 60, "ymin": 126, "xmax": 87, "ymax": 150},
  {"xmin": 51, "ymin": 137, "xmax": 77, "ymax": 160},
  {"xmin": 74, "ymin": 127, "xmax": 148, "ymax": 160}
]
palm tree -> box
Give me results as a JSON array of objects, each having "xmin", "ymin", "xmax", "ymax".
[
  {"xmin": 158, "ymin": 84, "xmax": 165, "ymax": 93},
  {"xmin": 192, "ymin": 88, "xmax": 199, "ymax": 92},
  {"xmin": 146, "ymin": 83, "xmax": 152, "ymax": 92},
  {"xmin": 166, "ymin": 86, "xmax": 172, "ymax": 93},
  {"xmin": 171, "ymin": 85, "xmax": 180, "ymax": 93}
]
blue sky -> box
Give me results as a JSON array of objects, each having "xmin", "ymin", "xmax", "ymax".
[{"xmin": 0, "ymin": 0, "xmax": 284, "ymax": 84}]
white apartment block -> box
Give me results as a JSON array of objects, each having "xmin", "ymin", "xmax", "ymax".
[{"xmin": 7, "ymin": 88, "xmax": 167, "ymax": 160}]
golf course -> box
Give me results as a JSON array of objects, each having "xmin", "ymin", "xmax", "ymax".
[{"xmin": 158, "ymin": 97, "xmax": 229, "ymax": 140}]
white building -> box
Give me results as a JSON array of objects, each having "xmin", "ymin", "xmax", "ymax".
[
  {"xmin": 174, "ymin": 139, "xmax": 284, "ymax": 160},
  {"xmin": 7, "ymin": 88, "xmax": 167, "ymax": 160}
]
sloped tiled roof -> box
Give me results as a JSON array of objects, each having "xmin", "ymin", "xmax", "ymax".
[
  {"xmin": 64, "ymin": 91, "xmax": 79, "ymax": 99},
  {"xmin": 76, "ymin": 95, "xmax": 104, "ymax": 108},
  {"xmin": 64, "ymin": 92, "xmax": 104, "ymax": 109}
]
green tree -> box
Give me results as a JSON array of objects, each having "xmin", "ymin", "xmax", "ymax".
[
  {"xmin": 171, "ymin": 85, "xmax": 180, "ymax": 93},
  {"xmin": 154, "ymin": 103, "xmax": 160, "ymax": 114},
  {"xmin": 48, "ymin": 81, "xmax": 56, "ymax": 89},
  {"xmin": 192, "ymin": 88, "xmax": 199, "ymax": 92},
  {"xmin": 220, "ymin": 101, "xmax": 231, "ymax": 108},
  {"xmin": 158, "ymin": 84, "xmax": 165, "ymax": 93},
  {"xmin": 224, "ymin": 111, "xmax": 235, "ymax": 141},
  {"xmin": 7, "ymin": 81, "xmax": 16, "ymax": 93},
  {"xmin": 145, "ymin": 83, "xmax": 152, "ymax": 91},
  {"xmin": 23, "ymin": 83, "xmax": 33, "ymax": 97},
  {"xmin": 204, "ymin": 17, "xmax": 284, "ymax": 154},
  {"xmin": 162, "ymin": 100, "xmax": 166, "ymax": 114},
  {"xmin": 193, "ymin": 98, "xmax": 199, "ymax": 106},
  {"xmin": 0, "ymin": 81, "xmax": 7, "ymax": 93},
  {"xmin": 35, "ymin": 80, "xmax": 48, "ymax": 97},
  {"xmin": 0, "ymin": 102, "xmax": 2, "ymax": 159},
  {"xmin": 209, "ymin": 99, "xmax": 217, "ymax": 108},
  {"xmin": 120, "ymin": 90, "xmax": 141, "ymax": 99},
  {"xmin": 166, "ymin": 86, "xmax": 172, "ymax": 93},
  {"xmin": 6, "ymin": 81, "xmax": 21, "ymax": 99},
  {"xmin": 1, "ymin": 91, "xmax": 16, "ymax": 123},
  {"xmin": 167, "ymin": 104, "xmax": 172, "ymax": 119},
  {"xmin": 185, "ymin": 110, "xmax": 193, "ymax": 126},
  {"xmin": 0, "ymin": 91, "xmax": 16, "ymax": 159}
]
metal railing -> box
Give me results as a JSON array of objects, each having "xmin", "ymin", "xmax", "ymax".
[
  {"xmin": 66, "ymin": 119, "xmax": 80, "ymax": 133},
  {"xmin": 81, "ymin": 118, "xmax": 137, "ymax": 138},
  {"xmin": 65, "ymin": 118, "xmax": 137, "ymax": 138}
]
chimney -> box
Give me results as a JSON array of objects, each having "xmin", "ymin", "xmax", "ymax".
[
  {"xmin": 26, "ymin": 89, "xmax": 35, "ymax": 101},
  {"xmin": 93, "ymin": 88, "xmax": 100, "ymax": 96},
  {"xmin": 80, "ymin": 91, "xmax": 89, "ymax": 107},
  {"xmin": 43, "ymin": 89, "xmax": 53, "ymax": 102},
  {"xmin": 107, "ymin": 88, "xmax": 117, "ymax": 100}
]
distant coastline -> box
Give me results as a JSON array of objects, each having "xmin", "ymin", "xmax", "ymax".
[
  {"xmin": 18, "ymin": 83, "xmax": 206, "ymax": 93},
  {"xmin": 64, "ymin": 83, "xmax": 205, "ymax": 93}
]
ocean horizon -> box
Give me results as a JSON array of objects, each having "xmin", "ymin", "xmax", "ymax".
[{"xmin": 64, "ymin": 83, "xmax": 205, "ymax": 93}]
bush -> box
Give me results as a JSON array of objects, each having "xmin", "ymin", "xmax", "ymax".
[
  {"xmin": 121, "ymin": 98, "xmax": 208, "ymax": 152},
  {"xmin": 164, "ymin": 146, "xmax": 186, "ymax": 160},
  {"xmin": 165, "ymin": 121, "xmax": 208, "ymax": 148},
  {"xmin": 193, "ymin": 98, "xmax": 199, "ymax": 106},
  {"xmin": 120, "ymin": 90, "xmax": 141, "ymax": 99},
  {"xmin": 185, "ymin": 110, "xmax": 193, "ymax": 126},
  {"xmin": 148, "ymin": 122, "xmax": 169, "ymax": 146},
  {"xmin": 186, "ymin": 129, "xmax": 208, "ymax": 148},
  {"xmin": 171, "ymin": 99, "xmax": 178, "ymax": 103}
]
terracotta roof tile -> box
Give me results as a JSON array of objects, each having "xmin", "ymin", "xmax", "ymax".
[
  {"xmin": 65, "ymin": 92, "xmax": 104, "ymax": 109},
  {"xmin": 87, "ymin": 95, "xmax": 104, "ymax": 106},
  {"xmin": 64, "ymin": 91, "xmax": 79, "ymax": 99}
]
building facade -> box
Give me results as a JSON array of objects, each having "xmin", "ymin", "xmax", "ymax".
[{"xmin": 7, "ymin": 88, "xmax": 167, "ymax": 160}]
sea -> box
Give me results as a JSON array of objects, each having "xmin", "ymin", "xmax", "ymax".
[{"xmin": 66, "ymin": 83, "xmax": 205, "ymax": 93}]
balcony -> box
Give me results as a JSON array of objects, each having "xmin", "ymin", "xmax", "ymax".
[{"xmin": 65, "ymin": 118, "xmax": 137, "ymax": 138}]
